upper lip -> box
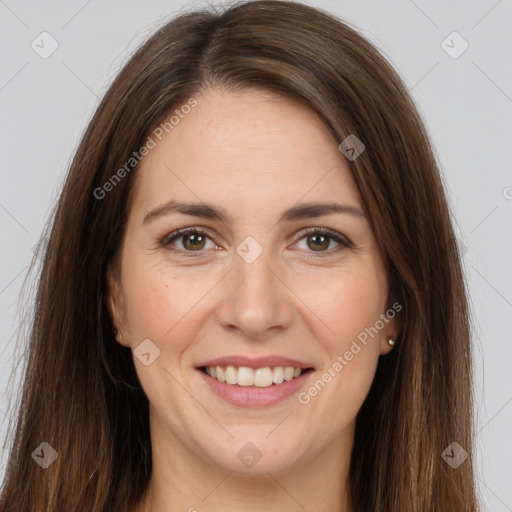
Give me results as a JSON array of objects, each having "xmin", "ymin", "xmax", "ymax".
[{"xmin": 196, "ymin": 355, "xmax": 314, "ymax": 370}]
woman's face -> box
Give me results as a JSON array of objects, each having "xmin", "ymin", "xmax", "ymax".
[{"xmin": 108, "ymin": 87, "xmax": 399, "ymax": 475}]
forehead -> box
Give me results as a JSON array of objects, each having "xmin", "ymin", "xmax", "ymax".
[{"xmin": 130, "ymin": 88, "xmax": 363, "ymax": 219}]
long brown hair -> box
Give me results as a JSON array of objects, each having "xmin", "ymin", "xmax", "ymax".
[{"xmin": 0, "ymin": 1, "xmax": 480, "ymax": 510}]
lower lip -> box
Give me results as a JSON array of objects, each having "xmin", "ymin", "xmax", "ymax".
[{"xmin": 196, "ymin": 368, "xmax": 314, "ymax": 408}]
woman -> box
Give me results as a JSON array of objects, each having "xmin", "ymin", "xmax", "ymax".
[{"xmin": 0, "ymin": 0, "xmax": 480, "ymax": 510}]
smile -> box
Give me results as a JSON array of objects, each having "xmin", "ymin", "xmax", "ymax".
[{"xmin": 200, "ymin": 365, "xmax": 313, "ymax": 387}]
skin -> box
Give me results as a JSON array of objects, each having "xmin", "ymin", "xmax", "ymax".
[{"xmin": 107, "ymin": 87, "xmax": 400, "ymax": 512}]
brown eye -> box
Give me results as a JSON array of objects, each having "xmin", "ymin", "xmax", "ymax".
[
  {"xmin": 181, "ymin": 232, "xmax": 206, "ymax": 251},
  {"xmin": 295, "ymin": 228, "xmax": 351, "ymax": 255},
  {"xmin": 306, "ymin": 233, "xmax": 331, "ymax": 251},
  {"xmin": 162, "ymin": 228, "xmax": 215, "ymax": 255}
]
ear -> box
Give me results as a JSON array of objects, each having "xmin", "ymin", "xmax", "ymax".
[
  {"xmin": 379, "ymin": 301, "xmax": 403, "ymax": 356},
  {"xmin": 106, "ymin": 264, "xmax": 130, "ymax": 348}
]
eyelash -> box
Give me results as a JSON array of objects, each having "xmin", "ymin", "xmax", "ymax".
[{"xmin": 160, "ymin": 226, "xmax": 352, "ymax": 258}]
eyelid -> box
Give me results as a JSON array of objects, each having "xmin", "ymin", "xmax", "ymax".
[
  {"xmin": 161, "ymin": 226, "xmax": 212, "ymax": 246},
  {"xmin": 161, "ymin": 226, "xmax": 217, "ymax": 257},
  {"xmin": 294, "ymin": 226, "xmax": 352, "ymax": 249},
  {"xmin": 160, "ymin": 225, "xmax": 352, "ymax": 256}
]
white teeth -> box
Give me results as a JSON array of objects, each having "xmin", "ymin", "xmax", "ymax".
[
  {"xmin": 225, "ymin": 366, "xmax": 237, "ymax": 385},
  {"xmin": 272, "ymin": 366, "xmax": 284, "ymax": 384},
  {"xmin": 204, "ymin": 365, "xmax": 307, "ymax": 386},
  {"xmin": 284, "ymin": 367, "xmax": 294, "ymax": 381},
  {"xmin": 253, "ymin": 367, "xmax": 273, "ymax": 387},
  {"xmin": 216, "ymin": 366, "xmax": 225, "ymax": 382},
  {"xmin": 237, "ymin": 367, "xmax": 254, "ymax": 386}
]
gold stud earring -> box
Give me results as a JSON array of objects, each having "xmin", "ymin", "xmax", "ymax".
[{"xmin": 113, "ymin": 329, "xmax": 123, "ymax": 341}]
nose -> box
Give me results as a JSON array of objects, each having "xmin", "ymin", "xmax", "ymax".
[{"xmin": 215, "ymin": 248, "xmax": 293, "ymax": 340}]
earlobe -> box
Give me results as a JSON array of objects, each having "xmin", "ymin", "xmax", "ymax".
[
  {"xmin": 106, "ymin": 265, "xmax": 129, "ymax": 347},
  {"xmin": 380, "ymin": 336, "xmax": 397, "ymax": 355},
  {"xmin": 380, "ymin": 300, "xmax": 402, "ymax": 355}
]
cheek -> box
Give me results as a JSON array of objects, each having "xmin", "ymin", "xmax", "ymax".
[
  {"xmin": 294, "ymin": 262, "xmax": 386, "ymax": 347},
  {"xmin": 121, "ymin": 257, "xmax": 190, "ymax": 345},
  {"xmin": 121, "ymin": 255, "xmax": 223, "ymax": 364},
  {"xmin": 294, "ymin": 260, "xmax": 386, "ymax": 404}
]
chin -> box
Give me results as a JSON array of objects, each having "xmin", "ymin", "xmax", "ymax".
[{"xmin": 197, "ymin": 431, "xmax": 306, "ymax": 475}]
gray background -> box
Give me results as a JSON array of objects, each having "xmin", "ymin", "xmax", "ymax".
[{"xmin": 0, "ymin": 0, "xmax": 511, "ymax": 509}]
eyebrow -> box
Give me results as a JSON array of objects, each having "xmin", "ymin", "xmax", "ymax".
[{"xmin": 142, "ymin": 200, "xmax": 366, "ymax": 225}]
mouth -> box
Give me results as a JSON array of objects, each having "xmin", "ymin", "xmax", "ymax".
[
  {"xmin": 196, "ymin": 364, "xmax": 315, "ymax": 407},
  {"xmin": 198, "ymin": 365, "xmax": 315, "ymax": 387},
  {"xmin": 194, "ymin": 355, "xmax": 316, "ymax": 407}
]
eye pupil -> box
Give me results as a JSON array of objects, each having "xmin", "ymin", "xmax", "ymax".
[{"xmin": 308, "ymin": 234, "xmax": 330, "ymax": 251}]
